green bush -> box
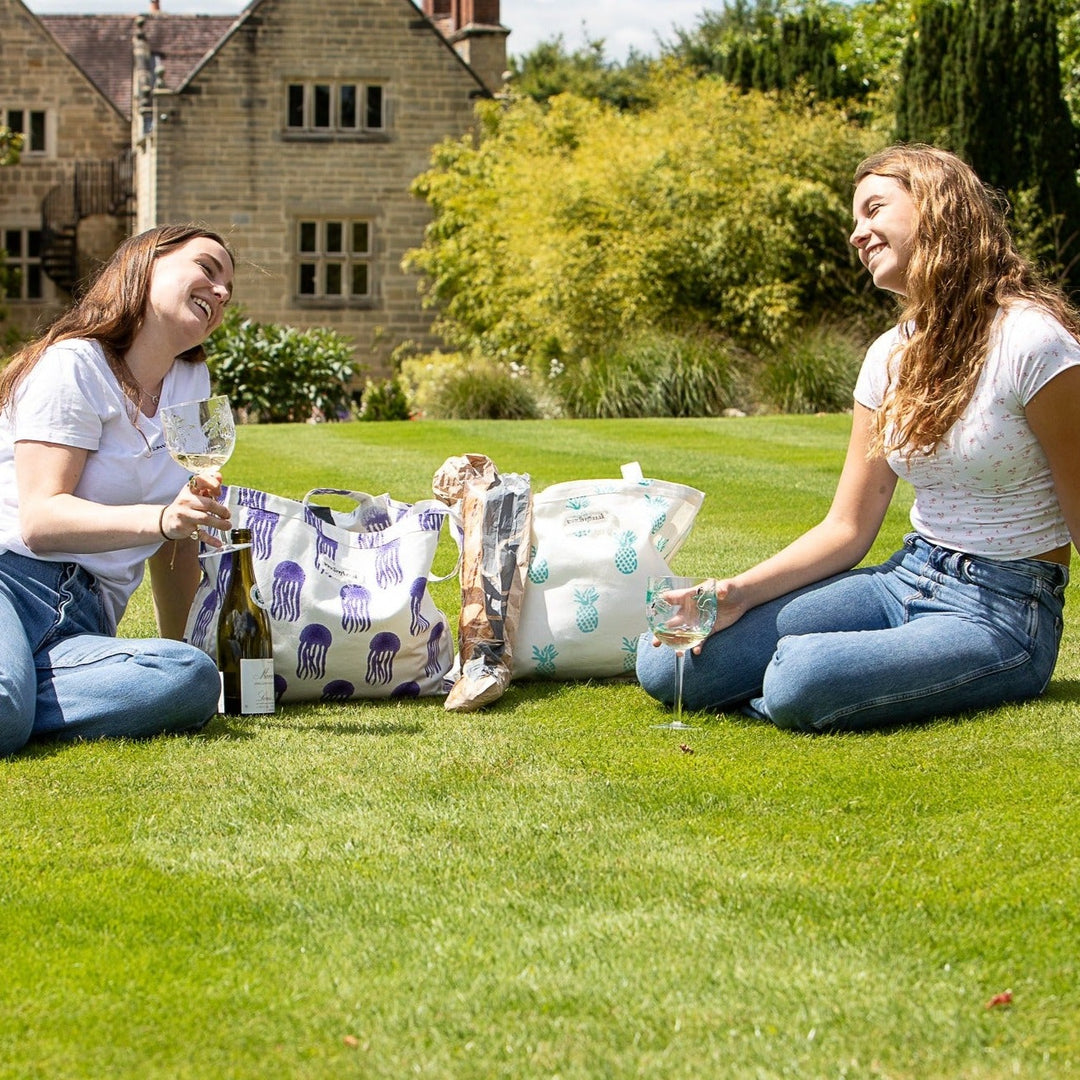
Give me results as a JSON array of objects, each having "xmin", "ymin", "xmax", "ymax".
[
  {"xmin": 358, "ymin": 376, "xmax": 411, "ymax": 421},
  {"xmin": 205, "ymin": 307, "xmax": 357, "ymax": 423},
  {"xmin": 400, "ymin": 351, "xmax": 542, "ymax": 419},
  {"xmin": 754, "ymin": 323, "xmax": 864, "ymax": 414},
  {"xmin": 555, "ymin": 329, "xmax": 742, "ymax": 419}
]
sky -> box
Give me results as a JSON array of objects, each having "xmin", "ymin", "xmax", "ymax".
[{"xmin": 26, "ymin": 0, "xmax": 713, "ymax": 61}]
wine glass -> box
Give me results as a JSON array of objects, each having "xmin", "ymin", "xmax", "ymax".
[
  {"xmin": 645, "ymin": 575, "xmax": 717, "ymax": 730},
  {"xmin": 159, "ymin": 394, "xmax": 249, "ymax": 557}
]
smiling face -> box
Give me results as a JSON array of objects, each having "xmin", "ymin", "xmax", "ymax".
[
  {"xmin": 849, "ymin": 174, "xmax": 917, "ymax": 296},
  {"xmin": 145, "ymin": 235, "xmax": 235, "ymax": 349}
]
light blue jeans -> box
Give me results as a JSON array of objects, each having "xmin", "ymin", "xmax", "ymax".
[
  {"xmin": 636, "ymin": 534, "xmax": 1069, "ymax": 733},
  {"xmin": 0, "ymin": 550, "xmax": 221, "ymax": 757}
]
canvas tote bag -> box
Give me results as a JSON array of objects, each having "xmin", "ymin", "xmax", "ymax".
[
  {"xmin": 184, "ymin": 486, "xmax": 456, "ymax": 703},
  {"xmin": 511, "ymin": 464, "xmax": 705, "ymax": 680}
]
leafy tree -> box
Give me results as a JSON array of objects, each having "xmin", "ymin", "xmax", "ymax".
[
  {"xmin": 897, "ymin": 0, "xmax": 1080, "ymax": 282},
  {"xmin": 406, "ymin": 72, "xmax": 883, "ymax": 374},
  {"xmin": 1063, "ymin": 6, "xmax": 1080, "ymax": 127},
  {"xmin": 665, "ymin": 0, "xmax": 873, "ymax": 103},
  {"xmin": 0, "ymin": 126, "xmax": 24, "ymax": 340},
  {"xmin": 506, "ymin": 36, "xmax": 656, "ymax": 110},
  {"xmin": 0, "ymin": 125, "xmax": 22, "ymax": 166}
]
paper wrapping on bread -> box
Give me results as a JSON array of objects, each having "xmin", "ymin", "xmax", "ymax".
[{"xmin": 433, "ymin": 455, "xmax": 532, "ymax": 712}]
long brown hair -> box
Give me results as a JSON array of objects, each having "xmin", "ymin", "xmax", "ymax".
[
  {"xmin": 854, "ymin": 144, "xmax": 1080, "ymax": 458},
  {"xmin": 0, "ymin": 223, "xmax": 233, "ymax": 413}
]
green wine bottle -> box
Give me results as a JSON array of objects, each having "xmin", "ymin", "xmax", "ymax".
[{"xmin": 217, "ymin": 529, "xmax": 275, "ymax": 715}]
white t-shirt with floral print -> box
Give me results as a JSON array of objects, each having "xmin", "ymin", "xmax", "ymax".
[{"xmin": 854, "ymin": 304, "xmax": 1080, "ymax": 560}]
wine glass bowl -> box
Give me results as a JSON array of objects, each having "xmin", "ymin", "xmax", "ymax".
[
  {"xmin": 159, "ymin": 394, "xmax": 248, "ymax": 557},
  {"xmin": 645, "ymin": 575, "xmax": 717, "ymax": 730}
]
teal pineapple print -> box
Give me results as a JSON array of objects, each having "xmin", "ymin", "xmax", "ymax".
[
  {"xmin": 574, "ymin": 587, "xmax": 600, "ymax": 633},
  {"xmin": 532, "ymin": 643, "xmax": 558, "ymax": 676},
  {"xmin": 621, "ymin": 636, "xmax": 638, "ymax": 671},
  {"xmin": 527, "ymin": 543, "xmax": 549, "ymax": 584},
  {"xmin": 646, "ymin": 493, "xmax": 669, "ymax": 536},
  {"xmin": 614, "ymin": 530, "xmax": 638, "ymax": 575}
]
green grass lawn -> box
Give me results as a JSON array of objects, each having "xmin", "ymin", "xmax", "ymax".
[{"xmin": 2, "ymin": 417, "xmax": 1077, "ymax": 1079}]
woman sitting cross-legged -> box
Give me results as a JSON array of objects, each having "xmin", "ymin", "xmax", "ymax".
[
  {"xmin": 638, "ymin": 144, "xmax": 1079, "ymax": 733},
  {"xmin": 0, "ymin": 224, "xmax": 236, "ymax": 757}
]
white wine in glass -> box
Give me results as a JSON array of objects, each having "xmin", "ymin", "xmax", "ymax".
[
  {"xmin": 159, "ymin": 394, "xmax": 248, "ymax": 558},
  {"xmin": 645, "ymin": 575, "xmax": 717, "ymax": 730}
]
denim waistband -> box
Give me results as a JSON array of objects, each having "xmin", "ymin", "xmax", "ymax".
[{"xmin": 903, "ymin": 533, "xmax": 1069, "ymax": 592}]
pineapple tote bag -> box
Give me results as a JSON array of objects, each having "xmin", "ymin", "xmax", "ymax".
[
  {"xmin": 183, "ymin": 486, "xmax": 457, "ymax": 703},
  {"xmin": 511, "ymin": 464, "xmax": 705, "ymax": 680}
]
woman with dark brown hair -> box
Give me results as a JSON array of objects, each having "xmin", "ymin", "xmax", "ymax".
[
  {"xmin": 0, "ymin": 224, "xmax": 235, "ymax": 755},
  {"xmin": 638, "ymin": 144, "xmax": 1080, "ymax": 732}
]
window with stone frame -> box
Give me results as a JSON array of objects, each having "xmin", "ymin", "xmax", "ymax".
[
  {"xmin": 295, "ymin": 219, "xmax": 373, "ymax": 302},
  {"xmin": 5, "ymin": 109, "xmax": 48, "ymax": 155},
  {"xmin": 285, "ymin": 82, "xmax": 385, "ymax": 135},
  {"xmin": 3, "ymin": 227, "xmax": 47, "ymax": 301}
]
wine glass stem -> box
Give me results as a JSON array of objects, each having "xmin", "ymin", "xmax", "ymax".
[{"xmin": 674, "ymin": 648, "xmax": 686, "ymax": 726}]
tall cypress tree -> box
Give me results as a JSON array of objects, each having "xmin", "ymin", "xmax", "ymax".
[{"xmin": 897, "ymin": 0, "xmax": 1080, "ymax": 284}]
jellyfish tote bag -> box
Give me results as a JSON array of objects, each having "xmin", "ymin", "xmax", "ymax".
[{"xmin": 184, "ymin": 487, "xmax": 456, "ymax": 703}]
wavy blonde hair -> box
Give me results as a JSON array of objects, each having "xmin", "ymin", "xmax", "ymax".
[{"xmin": 855, "ymin": 144, "xmax": 1080, "ymax": 458}]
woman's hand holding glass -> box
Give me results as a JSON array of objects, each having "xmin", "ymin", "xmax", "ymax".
[
  {"xmin": 158, "ymin": 470, "xmax": 230, "ymax": 548},
  {"xmin": 159, "ymin": 395, "xmax": 246, "ymax": 557},
  {"xmin": 645, "ymin": 575, "xmax": 718, "ymax": 730}
]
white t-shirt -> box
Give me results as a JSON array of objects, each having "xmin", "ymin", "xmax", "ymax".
[
  {"xmin": 854, "ymin": 304, "xmax": 1080, "ymax": 560},
  {"xmin": 0, "ymin": 338, "xmax": 211, "ymax": 630}
]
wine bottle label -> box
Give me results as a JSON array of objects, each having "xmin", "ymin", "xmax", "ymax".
[
  {"xmin": 250, "ymin": 583, "xmax": 270, "ymax": 611},
  {"xmin": 239, "ymin": 657, "xmax": 275, "ymax": 714}
]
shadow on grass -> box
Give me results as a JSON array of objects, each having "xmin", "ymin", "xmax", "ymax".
[{"xmin": 1044, "ymin": 677, "xmax": 1080, "ymax": 704}]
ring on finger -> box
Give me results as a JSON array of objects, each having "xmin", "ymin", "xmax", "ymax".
[
  {"xmin": 190, "ymin": 529, "xmax": 200, "ymax": 541},
  {"xmin": 188, "ymin": 476, "xmax": 199, "ymax": 493}
]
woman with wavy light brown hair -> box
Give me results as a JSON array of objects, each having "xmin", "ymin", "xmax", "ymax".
[
  {"xmin": 0, "ymin": 224, "xmax": 236, "ymax": 756},
  {"xmin": 639, "ymin": 144, "xmax": 1080, "ymax": 732}
]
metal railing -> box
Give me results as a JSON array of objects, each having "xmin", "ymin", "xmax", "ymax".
[{"xmin": 41, "ymin": 150, "xmax": 134, "ymax": 294}]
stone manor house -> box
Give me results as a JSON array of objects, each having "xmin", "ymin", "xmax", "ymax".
[{"xmin": 0, "ymin": 0, "xmax": 508, "ymax": 369}]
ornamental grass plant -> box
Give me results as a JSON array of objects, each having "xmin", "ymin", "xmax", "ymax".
[{"xmin": 2, "ymin": 416, "xmax": 1077, "ymax": 1080}]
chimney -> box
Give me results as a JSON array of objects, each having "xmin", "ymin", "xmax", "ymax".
[
  {"xmin": 150, "ymin": 0, "xmax": 160, "ymax": 11},
  {"xmin": 442, "ymin": 0, "xmax": 508, "ymax": 93}
]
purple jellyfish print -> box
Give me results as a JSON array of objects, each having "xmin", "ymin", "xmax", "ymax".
[
  {"xmin": 315, "ymin": 526, "xmax": 340, "ymax": 570},
  {"xmin": 274, "ymin": 673, "xmax": 288, "ymax": 703},
  {"xmin": 247, "ymin": 506, "xmax": 280, "ymax": 561},
  {"xmin": 375, "ymin": 538, "xmax": 403, "ymax": 587},
  {"xmin": 321, "ymin": 679, "xmax": 355, "ymax": 702},
  {"xmin": 193, "ymin": 556, "xmax": 232, "ymax": 648},
  {"xmin": 297, "ymin": 623, "xmax": 333, "ymax": 679},
  {"xmin": 425, "ymin": 621, "xmax": 446, "ymax": 678},
  {"xmin": 340, "ymin": 583, "xmax": 372, "ymax": 633},
  {"xmin": 365, "ymin": 631, "xmax": 401, "ymax": 685},
  {"xmin": 237, "ymin": 487, "xmax": 269, "ymax": 512},
  {"xmin": 418, "ymin": 509, "xmax": 444, "ymax": 532},
  {"xmin": 272, "ymin": 561, "xmax": 305, "ymax": 622},
  {"xmin": 191, "ymin": 587, "xmax": 219, "ymax": 650},
  {"xmin": 358, "ymin": 502, "xmax": 393, "ymax": 532},
  {"xmin": 408, "ymin": 577, "xmax": 430, "ymax": 635},
  {"xmin": 391, "ymin": 681, "xmax": 421, "ymax": 698}
]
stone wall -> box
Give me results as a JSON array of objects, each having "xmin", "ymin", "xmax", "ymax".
[
  {"xmin": 137, "ymin": 0, "xmax": 494, "ymax": 375},
  {"xmin": 0, "ymin": 0, "xmax": 128, "ymax": 340}
]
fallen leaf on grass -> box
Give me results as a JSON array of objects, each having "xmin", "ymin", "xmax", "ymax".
[
  {"xmin": 985, "ymin": 990, "xmax": 1013, "ymax": 1009},
  {"xmin": 343, "ymin": 1034, "xmax": 361, "ymax": 1048},
  {"xmin": 679, "ymin": 743, "xmax": 694, "ymax": 754}
]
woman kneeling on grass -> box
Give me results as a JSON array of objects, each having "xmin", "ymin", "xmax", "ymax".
[
  {"xmin": 0, "ymin": 225, "xmax": 235, "ymax": 757},
  {"xmin": 638, "ymin": 144, "xmax": 1080, "ymax": 733}
]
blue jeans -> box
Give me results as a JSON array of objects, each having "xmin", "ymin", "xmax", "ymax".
[
  {"xmin": 636, "ymin": 534, "xmax": 1069, "ymax": 733},
  {"xmin": 0, "ymin": 550, "xmax": 221, "ymax": 757}
]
